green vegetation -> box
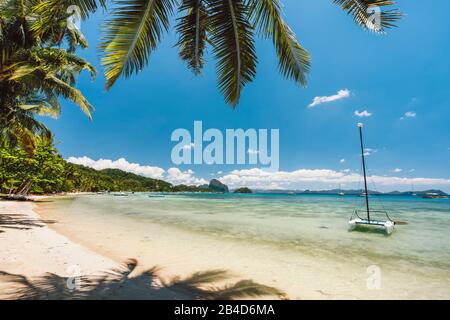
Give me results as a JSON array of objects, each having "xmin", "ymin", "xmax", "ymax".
[
  {"xmin": 171, "ymin": 185, "xmax": 213, "ymax": 192},
  {"xmin": 0, "ymin": 140, "xmax": 218, "ymax": 195},
  {"xmin": 234, "ymin": 187, "xmax": 253, "ymax": 194},
  {"xmin": 0, "ymin": 0, "xmax": 97, "ymax": 154}
]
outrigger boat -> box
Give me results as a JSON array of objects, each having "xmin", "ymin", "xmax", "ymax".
[{"xmin": 348, "ymin": 123, "xmax": 395, "ymax": 235}]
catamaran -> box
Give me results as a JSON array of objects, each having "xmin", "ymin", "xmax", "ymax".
[{"xmin": 348, "ymin": 123, "xmax": 395, "ymax": 235}]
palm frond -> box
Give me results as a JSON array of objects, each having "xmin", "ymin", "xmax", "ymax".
[
  {"xmin": 249, "ymin": 0, "xmax": 310, "ymax": 86},
  {"xmin": 31, "ymin": 0, "xmax": 104, "ymax": 47},
  {"xmin": 18, "ymin": 92, "xmax": 61, "ymax": 118},
  {"xmin": 209, "ymin": 0, "xmax": 257, "ymax": 107},
  {"xmin": 101, "ymin": 0, "xmax": 176, "ymax": 89},
  {"xmin": 333, "ymin": 0, "xmax": 401, "ymax": 32},
  {"xmin": 43, "ymin": 75, "xmax": 93, "ymax": 118},
  {"xmin": 176, "ymin": 0, "xmax": 209, "ymax": 75},
  {"xmin": 9, "ymin": 48, "xmax": 96, "ymax": 80},
  {"xmin": 210, "ymin": 279, "xmax": 283, "ymax": 300}
]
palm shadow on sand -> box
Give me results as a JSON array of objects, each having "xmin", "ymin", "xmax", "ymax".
[
  {"xmin": 0, "ymin": 259, "xmax": 284, "ymax": 300},
  {"xmin": 0, "ymin": 213, "xmax": 55, "ymax": 231}
]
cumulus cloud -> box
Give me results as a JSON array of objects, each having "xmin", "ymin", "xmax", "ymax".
[
  {"xmin": 66, "ymin": 156, "xmax": 207, "ymax": 186},
  {"xmin": 308, "ymin": 89, "xmax": 350, "ymax": 108},
  {"xmin": 67, "ymin": 156, "xmax": 165, "ymax": 179},
  {"xmin": 66, "ymin": 156, "xmax": 450, "ymax": 192},
  {"xmin": 400, "ymin": 111, "xmax": 416, "ymax": 120},
  {"xmin": 354, "ymin": 110, "xmax": 373, "ymax": 117},
  {"xmin": 363, "ymin": 148, "xmax": 378, "ymax": 156},
  {"xmin": 218, "ymin": 168, "xmax": 450, "ymax": 191},
  {"xmin": 392, "ymin": 168, "xmax": 403, "ymax": 173},
  {"xmin": 340, "ymin": 159, "xmax": 346, "ymax": 163},
  {"xmin": 166, "ymin": 168, "xmax": 208, "ymax": 186}
]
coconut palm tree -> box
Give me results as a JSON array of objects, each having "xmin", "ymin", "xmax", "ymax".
[
  {"xmin": 0, "ymin": 0, "xmax": 99, "ymax": 153},
  {"xmin": 101, "ymin": 0, "xmax": 401, "ymax": 106}
]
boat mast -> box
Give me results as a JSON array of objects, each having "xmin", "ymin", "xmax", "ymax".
[{"xmin": 358, "ymin": 123, "xmax": 370, "ymax": 221}]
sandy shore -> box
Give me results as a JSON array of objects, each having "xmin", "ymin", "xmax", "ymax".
[
  {"xmin": 0, "ymin": 200, "xmax": 118, "ymax": 299},
  {"xmin": 0, "ymin": 200, "xmax": 283, "ymax": 300}
]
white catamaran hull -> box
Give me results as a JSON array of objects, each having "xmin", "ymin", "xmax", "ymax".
[{"xmin": 348, "ymin": 218, "xmax": 394, "ymax": 235}]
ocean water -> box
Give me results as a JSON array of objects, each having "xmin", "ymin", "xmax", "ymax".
[{"xmin": 38, "ymin": 193, "xmax": 450, "ymax": 299}]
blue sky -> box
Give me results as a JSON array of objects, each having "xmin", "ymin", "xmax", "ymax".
[{"xmin": 46, "ymin": 0, "xmax": 450, "ymax": 191}]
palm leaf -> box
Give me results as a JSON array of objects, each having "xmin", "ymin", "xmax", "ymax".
[
  {"xmin": 249, "ymin": 0, "xmax": 310, "ymax": 86},
  {"xmin": 101, "ymin": 0, "xmax": 176, "ymax": 89},
  {"xmin": 43, "ymin": 75, "xmax": 93, "ymax": 118},
  {"xmin": 209, "ymin": 0, "xmax": 257, "ymax": 107},
  {"xmin": 333, "ymin": 0, "xmax": 401, "ymax": 32},
  {"xmin": 18, "ymin": 92, "xmax": 61, "ymax": 118},
  {"xmin": 176, "ymin": 0, "xmax": 209, "ymax": 75}
]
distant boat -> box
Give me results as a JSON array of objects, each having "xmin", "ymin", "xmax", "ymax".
[
  {"xmin": 411, "ymin": 184, "xmax": 417, "ymax": 196},
  {"xmin": 148, "ymin": 194, "xmax": 165, "ymax": 198},
  {"xmin": 338, "ymin": 184, "xmax": 345, "ymax": 196},
  {"xmin": 348, "ymin": 123, "xmax": 395, "ymax": 235},
  {"xmin": 113, "ymin": 192, "xmax": 128, "ymax": 196},
  {"xmin": 422, "ymin": 193, "xmax": 448, "ymax": 199}
]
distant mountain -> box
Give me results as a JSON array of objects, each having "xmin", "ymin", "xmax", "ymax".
[
  {"xmin": 68, "ymin": 165, "xmax": 173, "ymax": 192},
  {"xmin": 208, "ymin": 179, "xmax": 229, "ymax": 193},
  {"xmin": 69, "ymin": 165, "xmax": 214, "ymax": 193},
  {"xmin": 234, "ymin": 187, "xmax": 253, "ymax": 194}
]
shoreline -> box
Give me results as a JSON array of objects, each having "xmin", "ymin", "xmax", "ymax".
[
  {"xmin": 2, "ymin": 196, "xmax": 449, "ymax": 300},
  {"xmin": 35, "ymin": 196, "xmax": 449, "ymax": 300},
  {"xmin": 0, "ymin": 200, "xmax": 118, "ymax": 299},
  {"xmin": 0, "ymin": 199, "xmax": 284, "ymax": 300}
]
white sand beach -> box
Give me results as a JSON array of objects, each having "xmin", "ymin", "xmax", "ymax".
[
  {"xmin": 0, "ymin": 200, "xmax": 117, "ymax": 299},
  {"xmin": 1, "ymin": 195, "xmax": 449, "ymax": 300},
  {"xmin": 0, "ymin": 199, "xmax": 283, "ymax": 300}
]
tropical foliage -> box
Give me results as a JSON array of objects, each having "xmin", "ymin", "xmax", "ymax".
[
  {"xmin": 0, "ymin": 0, "xmax": 97, "ymax": 154},
  {"xmin": 0, "ymin": 139, "xmax": 171, "ymax": 194},
  {"xmin": 100, "ymin": 0, "xmax": 401, "ymax": 106},
  {"xmin": 0, "ymin": 139, "xmax": 219, "ymax": 194}
]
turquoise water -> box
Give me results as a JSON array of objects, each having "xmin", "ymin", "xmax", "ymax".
[{"xmin": 46, "ymin": 193, "xmax": 450, "ymax": 269}]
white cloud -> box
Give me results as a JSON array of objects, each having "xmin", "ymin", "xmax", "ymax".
[
  {"xmin": 66, "ymin": 156, "xmax": 207, "ymax": 186},
  {"xmin": 340, "ymin": 159, "xmax": 346, "ymax": 163},
  {"xmin": 401, "ymin": 111, "xmax": 416, "ymax": 120},
  {"xmin": 308, "ymin": 89, "xmax": 350, "ymax": 108},
  {"xmin": 166, "ymin": 168, "xmax": 207, "ymax": 186},
  {"xmin": 392, "ymin": 168, "xmax": 403, "ymax": 173},
  {"xmin": 363, "ymin": 148, "xmax": 378, "ymax": 156},
  {"xmin": 354, "ymin": 110, "xmax": 372, "ymax": 117},
  {"xmin": 218, "ymin": 168, "xmax": 450, "ymax": 191},
  {"xmin": 66, "ymin": 156, "xmax": 450, "ymax": 192},
  {"xmin": 67, "ymin": 156, "xmax": 165, "ymax": 179}
]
